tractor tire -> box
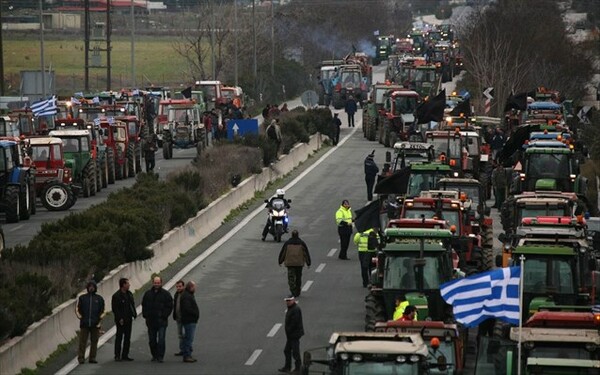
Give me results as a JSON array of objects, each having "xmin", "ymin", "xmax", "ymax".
[
  {"xmin": 482, "ymin": 226, "xmax": 494, "ymax": 271},
  {"xmin": 115, "ymin": 161, "xmax": 124, "ymax": 181},
  {"xmin": 29, "ymin": 183, "xmax": 36, "ymax": 215},
  {"xmin": 4, "ymin": 185, "xmax": 20, "ymax": 223},
  {"xmin": 127, "ymin": 143, "xmax": 137, "ymax": 178},
  {"xmin": 492, "ymin": 320, "xmax": 511, "ymax": 374},
  {"xmin": 100, "ymin": 157, "xmax": 109, "ymax": 188},
  {"xmin": 82, "ymin": 164, "xmax": 94, "ymax": 198},
  {"xmin": 90, "ymin": 163, "xmax": 98, "ymax": 196},
  {"xmin": 163, "ymin": 142, "xmax": 171, "ymax": 160},
  {"xmin": 168, "ymin": 143, "xmax": 173, "ymax": 159},
  {"xmin": 18, "ymin": 183, "xmax": 31, "ymax": 220},
  {"xmin": 0, "ymin": 227, "xmax": 4, "ymax": 258},
  {"xmin": 364, "ymin": 293, "xmax": 386, "ymax": 332},
  {"xmin": 41, "ymin": 182, "xmax": 72, "ymax": 211},
  {"xmin": 389, "ymin": 131, "xmax": 398, "ymax": 149},
  {"xmin": 95, "ymin": 160, "xmax": 102, "ymax": 192},
  {"xmin": 107, "ymin": 148, "xmax": 116, "ymax": 184}
]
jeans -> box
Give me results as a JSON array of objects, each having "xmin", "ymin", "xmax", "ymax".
[
  {"xmin": 347, "ymin": 113, "xmax": 355, "ymax": 127},
  {"xmin": 145, "ymin": 157, "xmax": 155, "ymax": 173},
  {"xmin": 115, "ymin": 320, "xmax": 133, "ymax": 359},
  {"xmin": 78, "ymin": 326, "xmax": 100, "ymax": 362},
  {"xmin": 283, "ymin": 337, "xmax": 301, "ymax": 370},
  {"xmin": 182, "ymin": 323, "xmax": 197, "ymax": 358},
  {"xmin": 287, "ymin": 266, "xmax": 303, "ymax": 297},
  {"xmin": 147, "ymin": 325, "xmax": 167, "ymax": 360},
  {"xmin": 177, "ymin": 321, "xmax": 184, "ymax": 354}
]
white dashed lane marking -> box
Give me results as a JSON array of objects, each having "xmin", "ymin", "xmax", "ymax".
[
  {"xmin": 302, "ymin": 280, "xmax": 314, "ymax": 292},
  {"xmin": 315, "ymin": 263, "xmax": 326, "ymax": 273},
  {"xmin": 327, "ymin": 248, "xmax": 337, "ymax": 257},
  {"xmin": 245, "ymin": 349, "xmax": 263, "ymax": 366},
  {"xmin": 267, "ymin": 323, "xmax": 282, "ymax": 337}
]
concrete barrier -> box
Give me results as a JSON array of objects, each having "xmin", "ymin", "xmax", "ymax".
[{"xmin": 0, "ymin": 133, "xmax": 323, "ymax": 375}]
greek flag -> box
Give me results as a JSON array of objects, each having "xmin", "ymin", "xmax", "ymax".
[
  {"xmin": 440, "ymin": 267, "xmax": 521, "ymax": 328},
  {"xmin": 70, "ymin": 97, "xmax": 81, "ymax": 106},
  {"xmin": 31, "ymin": 95, "xmax": 57, "ymax": 117},
  {"xmin": 92, "ymin": 96, "xmax": 100, "ymax": 104}
]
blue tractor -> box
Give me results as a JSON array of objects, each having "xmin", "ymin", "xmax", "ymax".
[{"xmin": 0, "ymin": 140, "xmax": 36, "ymax": 223}]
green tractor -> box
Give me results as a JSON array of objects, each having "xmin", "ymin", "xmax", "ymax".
[
  {"xmin": 48, "ymin": 129, "xmax": 98, "ymax": 198},
  {"xmin": 365, "ymin": 227, "xmax": 456, "ymax": 331}
]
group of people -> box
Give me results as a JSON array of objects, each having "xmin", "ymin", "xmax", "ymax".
[
  {"xmin": 76, "ymin": 275, "xmax": 199, "ymax": 365},
  {"xmin": 262, "ymin": 103, "xmax": 289, "ymax": 121}
]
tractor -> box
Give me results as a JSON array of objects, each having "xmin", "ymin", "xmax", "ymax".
[
  {"xmin": 410, "ymin": 66, "xmax": 440, "ymax": 99},
  {"xmin": 48, "ymin": 129, "xmax": 98, "ymax": 198},
  {"xmin": 425, "ymin": 128, "xmax": 485, "ymax": 181},
  {"xmin": 98, "ymin": 118, "xmax": 131, "ymax": 181},
  {"xmin": 27, "ymin": 137, "xmax": 78, "ymax": 211},
  {"xmin": 374, "ymin": 35, "xmax": 395, "ymax": 65},
  {"xmin": 378, "ymin": 90, "xmax": 421, "ymax": 147},
  {"xmin": 365, "ymin": 227, "xmax": 456, "ymax": 331},
  {"xmin": 0, "ymin": 140, "xmax": 36, "ymax": 222},
  {"xmin": 401, "ymin": 192, "xmax": 494, "ymax": 274},
  {"xmin": 116, "ymin": 115, "xmax": 143, "ymax": 177},
  {"xmin": 331, "ymin": 65, "xmax": 368, "ymax": 109},
  {"xmin": 363, "ymin": 83, "xmax": 403, "ymax": 141},
  {"xmin": 161, "ymin": 100, "xmax": 205, "ymax": 159},
  {"xmin": 301, "ymin": 332, "xmax": 432, "ymax": 375}
]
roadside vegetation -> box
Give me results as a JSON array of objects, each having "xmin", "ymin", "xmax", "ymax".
[{"xmin": 0, "ymin": 107, "xmax": 332, "ymax": 343}]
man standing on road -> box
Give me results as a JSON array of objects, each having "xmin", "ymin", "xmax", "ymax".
[
  {"xmin": 364, "ymin": 151, "xmax": 379, "ymax": 201},
  {"xmin": 142, "ymin": 276, "xmax": 173, "ymax": 363},
  {"xmin": 354, "ymin": 228, "xmax": 379, "ymax": 288},
  {"xmin": 345, "ymin": 95, "xmax": 358, "ymax": 127},
  {"xmin": 335, "ymin": 200, "xmax": 354, "ymax": 260},
  {"xmin": 172, "ymin": 280, "xmax": 185, "ymax": 357},
  {"xmin": 331, "ymin": 113, "xmax": 342, "ymax": 146},
  {"xmin": 492, "ymin": 162, "xmax": 508, "ymax": 209},
  {"xmin": 76, "ymin": 280, "xmax": 105, "ymax": 364},
  {"xmin": 111, "ymin": 278, "xmax": 137, "ymax": 362},
  {"xmin": 180, "ymin": 281, "xmax": 200, "ymax": 363},
  {"xmin": 278, "ymin": 296, "xmax": 304, "ymax": 374},
  {"xmin": 278, "ymin": 229, "xmax": 312, "ymax": 298},
  {"xmin": 143, "ymin": 133, "xmax": 158, "ymax": 173}
]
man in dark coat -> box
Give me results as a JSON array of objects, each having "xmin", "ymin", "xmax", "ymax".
[
  {"xmin": 364, "ymin": 151, "xmax": 379, "ymax": 201},
  {"xmin": 278, "ymin": 230, "xmax": 312, "ymax": 298},
  {"xmin": 331, "ymin": 113, "xmax": 342, "ymax": 145},
  {"xmin": 111, "ymin": 278, "xmax": 137, "ymax": 361},
  {"xmin": 278, "ymin": 296, "xmax": 304, "ymax": 373},
  {"xmin": 180, "ymin": 281, "xmax": 200, "ymax": 363},
  {"xmin": 344, "ymin": 96, "xmax": 358, "ymax": 127},
  {"xmin": 142, "ymin": 276, "xmax": 173, "ymax": 363},
  {"xmin": 172, "ymin": 280, "xmax": 185, "ymax": 357},
  {"xmin": 143, "ymin": 133, "xmax": 158, "ymax": 173},
  {"xmin": 76, "ymin": 280, "xmax": 105, "ymax": 364}
]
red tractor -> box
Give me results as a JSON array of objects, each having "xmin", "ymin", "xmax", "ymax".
[
  {"xmin": 378, "ymin": 89, "xmax": 421, "ymax": 147},
  {"xmin": 98, "ymin": 118, "xmax": 132, "ymax": 181},
  {"xmin": 27, "ymin": 136, "xmax": 78, "ymax": 211}
]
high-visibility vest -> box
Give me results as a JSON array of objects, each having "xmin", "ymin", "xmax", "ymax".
[
  {"xmin": 353, "ymin": 228, "xmax": 378, "ymax": 252},
  {"xmin": 335, "ymin": 206, "xmax": 352, "ymax": 226},
  {"xmin": 393, "ymin": 301, "xmax": 418, "ymax": 321}
]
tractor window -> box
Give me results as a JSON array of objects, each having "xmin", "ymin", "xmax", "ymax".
[
  {"xmin": 375, "ymin": 89, "xmax": 387, "ymax": 104},
  {"xmin": 426, "ymin": 137, "xmax": 462, "ymax": 159},
  {"xmin": 169, "ymin": 108, "xmax": 197, "ymax": 123},
  {"xmin": 52, "ymin": 144, "xmax": 61, "ymax": 160},
  {"xmin": 384, "ymin": 255, "xmax": 442, "ymax": 290},
  {"xmin": 128, "ymin": 122, "xmax": 137, "ymax": 137},
  {"xmin": 407, "ymin": 174, "xmax": 434, "ymax": 197},
  {"xmin": 403, "ymin": 209, "xmax": 460, "ymax": 235},
  {"xmin": 463, "ymin": 136, "xmax": 480, "ymax": 156},
  {"xmin": 393, "ymin": 97, "xmax": 417, "ymax": 115},
  {"xmin": 32, "ymin": 146, "xmax": 51, "ymax": 161},
  {"xmin": 526, "ymin": 153, "xmax": 570, "ymax": 179},
  {"xmin": 529, "ymin": 343, "xmax": 593, "ymax": 361},
  {"xmin": 523, "ymin": 257, "xmax": 574, "ymax": 294},
  {"xmin": 18, "ymin": 117, "xmax": 32, "ymax": 134},
  {"xmin": 113, "ymin": 127, "xmax": 127, "ymax": 142},
  {"xmin": 321, "ymin": 69, "xmax": 334, "ymax": 80},
  {"xmin": 518, "ymin": 206, "xmax": 567, "ymax": 222},
  {"xmin": 0, "ymin": 149, "xmax": 7, "ymax": 171},
  {"xmin": 345, "ymin": 361, "xmax": 420, "ymax": 374},
  {"xmin": 62, "ymin": 138, "xmax": 79, "ymax": 152},
  {"xmin": 80, "ymin": 137, "xmax": 90, "ymax": 152},
  {"xmin": 340, "ymin": 71, "xmax": 361, "ymax": 86},
  {"xmin": 442, "ymin": 185, "xmax": 480, "ymax": 205}
]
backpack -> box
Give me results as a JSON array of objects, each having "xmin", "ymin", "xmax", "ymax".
[{"xmin": 267, "ymin": 125, "xmax": 277, "ymax": 140}]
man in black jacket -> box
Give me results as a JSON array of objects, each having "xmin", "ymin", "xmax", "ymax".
[
  {"xmin": 279, "ymin": 296, "xmax": 304, "ymax": 373},
  {"xmin": 111, "ymin": 278, "xmax": 137, "ymax": 361},
  {"xmin": 172, "ymin": 280, "xmax": 185, "ymax": 357},
  {"xmin": 76, "ymin": 280, "xmax": 105, "ymax": 364},
  {"xmin": 364, "ymin": 151, "xmax": 379, "ymax": 201},
  {"xmin": 180, "ymin": 281, "xmax": 200, "ymax": 363},
  {"xmin": 141, "ymin": 276, "xmax": 173, "ymax": 363}
]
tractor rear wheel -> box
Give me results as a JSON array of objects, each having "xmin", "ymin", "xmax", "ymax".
[
  {"xmin": 135, "ymin": 143, "xmax": 142, "ymax": 172},
  {"xmin": 0, "ymin": 227, "xmax": 4, "ymax": 257},
  {"xmin": 95, "ymin": 160, "xmax": 102, "ymax": 192},
  {"xmin": 101, "ymin": 157, "xmax": 109, "ymax": 188},
  {"xmin": 115, "ymin": 160, "xmax": 124, "ymax": 180},
  {"xmin": 127, "ymin": 143, "xmax": 137, "ymax": 178},
  {"xmin": 107, "ymin": 148, "xmax": 116, "ymax": 184},
  {"xmin": 482, "ymin": 226, "xmax": 494, "ymax": 271},
  {"xmin": 365, "ymin": 293, "xmax": 386, "ymax": 331},
  {"xmin": 19, "ymin": 183, "xmax": 31, "ymax": 220},
  {"xmin": 83, "ymin": 164, "xmax": 95, "ymax": 197},
  {"xmin": 41, "ymin": 182, "xmax": 71, "ymax": 211},
  {"xmin": 29, "ymin": 183, "xmax": 36, "ymax": 215},
  {"xmin": 163, "ymin": 142, "xmax": 171, "ymax": 159},
  {"xmin": 89, "ymin": 163, "xmax": 98, "ymax": 196},
  {"xmin": 4, "ymin": 185, "xmax": 21, "ymax": 223}
]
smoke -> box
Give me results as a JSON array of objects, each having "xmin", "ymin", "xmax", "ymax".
[
  {"xmin": 275, "ymin": 17, "xmax": 353, "ymax": 58},
  {"xmin": 356, "ymin": 39, "xmax": 376, "ymax": 58}
]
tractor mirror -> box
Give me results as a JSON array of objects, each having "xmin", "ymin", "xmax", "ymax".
[
  {"xmin": 498, "ymin": 233, "xmax": 506, "ymax": 243},
  {"xmin": 386, "ymin": 151, "xmax": 391, "ymax": 162}
]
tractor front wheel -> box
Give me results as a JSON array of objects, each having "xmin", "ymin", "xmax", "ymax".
[
  {"xmin": 4, "ymin": 185, "xmax": 21, "ymax": 223},
  {"xmin": 365, "ymin": 293, "xmax": 386, "ymax": 331},
  {"xmin": 41, "ymin": 183, "xmax": 72, "ymax": 211}
]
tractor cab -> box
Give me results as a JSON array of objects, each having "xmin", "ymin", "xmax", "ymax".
[
  {"xmin": 515, "ymin": 147, "xmax": 582, "ymax": 194},
  {"xmin": 0, "ymin": 116, "xmax": 20, "ymax": 138},
  {"xmin": 390, "ymin": 142, "xmax": 435, "ymax": 171}
]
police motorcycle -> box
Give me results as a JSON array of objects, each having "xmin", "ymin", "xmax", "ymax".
[{"xmin": 263, "ymin": 189, "xmax": 291, "ymax": 242}]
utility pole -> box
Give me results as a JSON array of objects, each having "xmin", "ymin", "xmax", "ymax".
[
  {"xmin": 40, "ymin": 0, "xmax": 46, "ymax": 98},
  {"xmin": 106, "ymin": 0, "xmax": 111, "ymax": 90},
  {"xmin": 252, "ymin": 0, "xmax": 256, "ymax": 80},
  {"xmin": 234, "ymin": 0, "xmax": 238, "ymax": 86},
  {"xmin": 130, "ymin": 0, "xmax": 135, "ymax": 87},
  {"xmin": 84, "ymin": 0, "xmax": 89, "ymax": 91},
  {"xmin": 271, "ymin": 1, "xmax": 274, "ymax": 76},
  {"xmin": 210, "ymin": 0, "xmax": 216, "ymax": 79},
  {"xmin": 0, "ymin": 0, "xmax": 5, "ymax": 95}
]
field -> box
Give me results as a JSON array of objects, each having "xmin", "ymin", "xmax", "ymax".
[{"xmin": 3, "ymin": 35, "xmax": 189, "ymax": 94}]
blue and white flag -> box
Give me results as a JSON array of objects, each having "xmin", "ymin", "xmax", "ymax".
[
  {"xmin": 92, "ymin": 96, "xmax": 100, "ymax": 104},
  {"xmin": 31, "ymin": 95, "xmax": 57, "ymax": 117},
  {"xmin": 440, "ymin": 267, "xmax": 520, "ymax": 328},
  {"xmin": 70, "ymin": 97, "xmax": 81, "ymax": 106}
]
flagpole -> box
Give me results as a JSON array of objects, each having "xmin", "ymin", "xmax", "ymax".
[{"xmin": 517, "ymin": 254, "xmax": 525, "ymax": 375}]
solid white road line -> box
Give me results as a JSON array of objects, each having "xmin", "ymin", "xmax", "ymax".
[
  {"xmin": 244, "ymin": 349, "xmax": 263, "ymax": 366},
  {"xmin": 315, "ymin": 263, "xmax": 326, "ymax": 273},
  {"xmin": 57, "ymin": 126, "xmax": 359, "ymax": 375},
  {"xmin": 9, "ymin": 224, "xmax": 24, "ymax": 232},
  {"xmin": 267, "ymin": 323, "xmax": 282, "ymax": 337},
  {"xmin": 301, "ymin": 280, "xmax": 314, "ymax": 292},
  {"xmin": 327, "ymin": 248, "xmax": 337, "ymax": 257}
]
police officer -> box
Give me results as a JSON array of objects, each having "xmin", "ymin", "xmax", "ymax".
[
  {"xmin": 335, "ymin": 200, "xmax": 353, "ymax": 260},
  {"xmin": 353, "ymin": 227, "xmax": 379, "ymax": 287}
]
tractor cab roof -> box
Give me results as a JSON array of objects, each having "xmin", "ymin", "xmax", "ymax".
[
  {"xmin": 387, "ymin": 218, "xmax": 448, "ymax": 229},
  {"xmin": 438, "ymin": 177, "xmax": 481, "ymax": 186},
  {"xmin": 389, "ymin": 90, "xmax": 419, "ymax": 98},
  {"xmin": 28, "ymin": 136, "xmax": 64, "ymax": 146},
  {"xmin": 331, "ymin": 332, "xmax": 428, "ymax": 357},
  {"xmin": 393, "ymin": 141, "xmax": 433, "ymax": 153},
  {"xmin": 513, "ymin": 191, "xmax": 578, "ymax": 201},
  {"xmin": 409, "ymin": 162, "xmax": 451, "ymax": 171},
  {"xmin": 375, "ymin": 321, "xmax": 460, "ymax": 339},
  {"xmin": 385, "ymin": 227, "xmax": 453, "ymax": 239},
  {"xmin": 528, "ymin": 101, "xmax": 562, "ymax": 111},
  {"xmin": 49, "ymin": 129, "xmax": 90, "ymax": 137},
  {"xmin": 0, "ymin": 140, "xmax": 17, "ymax": 148},
  {"xmin": 524, "ymin": 139, "xmax": 569, "ymax": 149},
  {"xmin": 524, "ymin": 146, "xmax": 573, "ymax": 154},
  {"xmin": 513, "ymin": 245, "xmax": 575, "ymax": 256},
  {"xmin": 523, "ymin": 311, "xmax": 600, "ymax": 329},
  {"xmin": 404, "ymin": 197, "xmax": 462, "ymax": 211}
]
